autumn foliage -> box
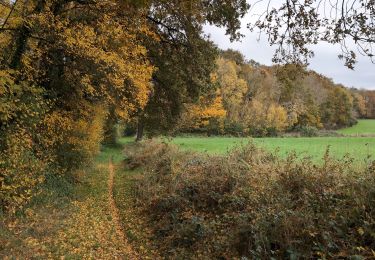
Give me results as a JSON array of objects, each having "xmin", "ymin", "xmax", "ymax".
[
  {"xmin": 0, "ymin": 1, "xmax": 154, "ymax": 212},
  {"xmin": 0, "ymin": 0, "xmax": 251, "ymax": 212},
  {"xmin": 1, "ymin": 0, "xmax": 374, "ymax": 213},
  {"xmin": 177, "ymin": 50, "xmax": 370, "ymax": 136}
]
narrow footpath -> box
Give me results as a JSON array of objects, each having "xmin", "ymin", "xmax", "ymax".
[
  {"xmin": 108, "ymin": 157, "xmax": 139, "ymax": 259},
  {"xmin": 1, "ymin": 143, "xmax": 140, "ymax": 259}
]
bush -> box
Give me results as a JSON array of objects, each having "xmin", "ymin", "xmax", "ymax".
[
  {"xmin": 224, "ymin": 121, "xmax": 246, "ymax": 136},
  {"xmin": 41, "ymin": 104, "xmax": 106, "ymax": 176},
  {"xmin": 0, "ymin": 74, "xmax": 48, "ymax": 212},
  {"xmin": 0, "ymin": 100, "xmax": 106, "ymax": 213},
  {"xmin": 0, "ymin": 129, "xmax": 46, "ymax": 213},
  {"xmin": 297, "ymin": 125, "xmax": 319, "ymax": 137},
  {"xmin": 125, "ymin": 141, "xmax": 375, "ymax": 259}
]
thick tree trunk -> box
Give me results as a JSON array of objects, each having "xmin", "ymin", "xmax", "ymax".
[
  {"xmin": 9, "ymin": 26, "xmax": 30, "ymax": 69},
  {"xmin": 135, "ymin": 119, "xmax": 144, "ymax": 142}
]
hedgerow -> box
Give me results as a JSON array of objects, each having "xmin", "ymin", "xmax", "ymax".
[{"xmin": 125, "ymin": 140, "xmax": 375, "ymax": 259}]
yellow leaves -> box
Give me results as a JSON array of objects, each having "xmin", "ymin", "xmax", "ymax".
[
  {"xmin": 49, "ymin": 11, "xmax": 154, "ymax": 119},
  {"xmin": 39, "ymin": 104, "xmax": 107, "ymax": 176},
  {"xmin": 216, "ymin": 58, "xmax": 248, "ymax": 121},
  {"xmin": 51, "ymin": 169, "xmax": 137, "ymax": 258},
  {"xmin": 266, "ymin": 103, "xmax": 288, "ymax": 131},
  {"xmin": 0, "ymin": 128, "xmax": 46, "ymax": 212},
  {"xmin": 1, "ymin": 0, "xmax": 155, "ymax": 212},
  {"xmin": 179, "ymin": 95, "xmax": 226, "ymax": 131},
  {"xmin": 201, "ymin": 96, "xmax": 227, "ymax": 118},
  {"xmin": 243, "ymin": 99, "xmax": 288, "ymax": 132}
]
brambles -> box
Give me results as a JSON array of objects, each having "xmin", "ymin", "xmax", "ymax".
[{"xmin": 125, "ymin": 140, "xmax": 375, "ymax": 259}]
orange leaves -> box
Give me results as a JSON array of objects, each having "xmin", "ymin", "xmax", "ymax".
[
  {"xmin": 54, "ymin": 10, "xmax": 154, "ymax": 119},
  {"xmin": 180, "ymin": 95, "xmax": 226, "ymax": 131}
]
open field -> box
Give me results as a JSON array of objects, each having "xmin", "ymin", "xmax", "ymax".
[
  {"xmin": 337, "ymin": 119, "xmax": 375, "ymax": 135},
  {"xmin": 170, "ymin": 136, "xmax": 375, "ymax": 163},
  {"xmin": 168, "ymin": 120, "xmax": 375, "ymax": 163}
]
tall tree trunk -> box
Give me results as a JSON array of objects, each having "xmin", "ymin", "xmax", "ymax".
[{"xmin": 135, "ymin": 118, "xmax": 144, "ymax": 142}]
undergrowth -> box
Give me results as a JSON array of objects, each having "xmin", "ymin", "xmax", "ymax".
[{"xmin": 125, "ymin": 140, "xmax": 375, "ymax": 259}]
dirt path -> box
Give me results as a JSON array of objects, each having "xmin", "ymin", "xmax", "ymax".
[{"xmin": 108, "ymin": 157, "xmax": 139, "ymax": 259}]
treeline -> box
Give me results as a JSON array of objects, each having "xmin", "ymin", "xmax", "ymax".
[
  {"xmin": 176, "ymin": 50, "xmax": 374, "ymax": 136},
  {"xmin": 352, "ymin": 89, "xmax": 375, "ymax": 119}
]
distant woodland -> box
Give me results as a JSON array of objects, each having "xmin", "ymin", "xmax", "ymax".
[{"xmin": 171, "ymin": 49, "xmax": 375, "ymax": 136}]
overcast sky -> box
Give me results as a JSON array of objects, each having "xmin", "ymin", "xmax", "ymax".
[{"xmin": 203, "ymin": 2, "xmax": 375, "ymax": 90}]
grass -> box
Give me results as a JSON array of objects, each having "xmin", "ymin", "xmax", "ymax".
[
  {"xmin": 169, "ymin": 120, "xmax": 375, "ymax": 163},
  {"xmin": 170, "ymin": 136, "xmax": 375, "ymax": 164},
  {"xmin": 112, "ymin": 153, "xmax": 160, "ymax": 259},
  {"xmin": 337, "ymin": 119, "xmax": 375, "ymax": 135}
]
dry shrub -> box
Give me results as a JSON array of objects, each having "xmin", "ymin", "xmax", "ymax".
[{"xmin": 126, "ymin": 140, "xmax": 375, "ymax": 259}]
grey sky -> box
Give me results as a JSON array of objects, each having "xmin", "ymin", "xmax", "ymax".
[{"xmin": 203, "ymin": 2, "xmax": 375, "ymax": 90}]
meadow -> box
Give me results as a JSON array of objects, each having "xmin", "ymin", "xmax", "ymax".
[
  {"xmin": 337, "ymin": 119, "xmax": 375, "ymax": 135},
  {"xmin": 170, "ymin": 120, "xmax": 375, "ymax": 164}
]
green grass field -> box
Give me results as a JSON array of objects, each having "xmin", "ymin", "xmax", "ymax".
[
  {"xmin": 337, "ymin": 119, "xmax": 375, "ymax": 135},
  {"xmin": 168, "ymin": 120, "xmax": 375, "ymax": 163},
  {"xmin": 170, "ymin": 136, "xmax": 375, "ymax": 164}
]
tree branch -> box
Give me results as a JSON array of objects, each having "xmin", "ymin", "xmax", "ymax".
[{"xmin": 1, "ymin": 0, "xmax": 18, "ymax": 30}]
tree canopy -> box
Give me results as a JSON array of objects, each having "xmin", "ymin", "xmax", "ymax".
[{"xmin": 248, "ymin": 0, "xmax": 375, "ymax": 68}]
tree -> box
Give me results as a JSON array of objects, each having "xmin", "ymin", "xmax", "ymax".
[
  {"xmin": 0, "ymin": 0, "xmax": 251, "ymax": 210},
  {"xmin": 178, "ymin": 93, "xmax": 226, "ymax": 134},
  {"xmin": 352, "ymin": 92, "xmax": 367, "ymax": 118},
  {"xmin": 135, "ymin": 0, "xmax": 250, "ymax": 140},
  {"xmin": 358, "ymin": 90, "xmax": 375, "ymax": 118},
  {"xmin": 248, "ymin": 0, "xmax": 375, "ymax": 68},
  {"xmin": 0, "ymin": 0, "xmax": 154, "ymax": 211},
  {"xmin": 215, "ymin": 57, "xmax": 248, "ymax": 122},
  {"xmin": 220, "ymin": 49, "xmax": 246, "ymax": 65},
  {"xmin": 321, "ymin": 87, "xmax": 354, "ymax": 128}
]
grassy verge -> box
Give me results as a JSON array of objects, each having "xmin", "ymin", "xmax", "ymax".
[
  {"xmin": 0, "ymin": 138, "xmax": 135, "ymax": 258},
  {"xmin": 112, "ymin": 162, "xmax": 160, "ymax": 259}
]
